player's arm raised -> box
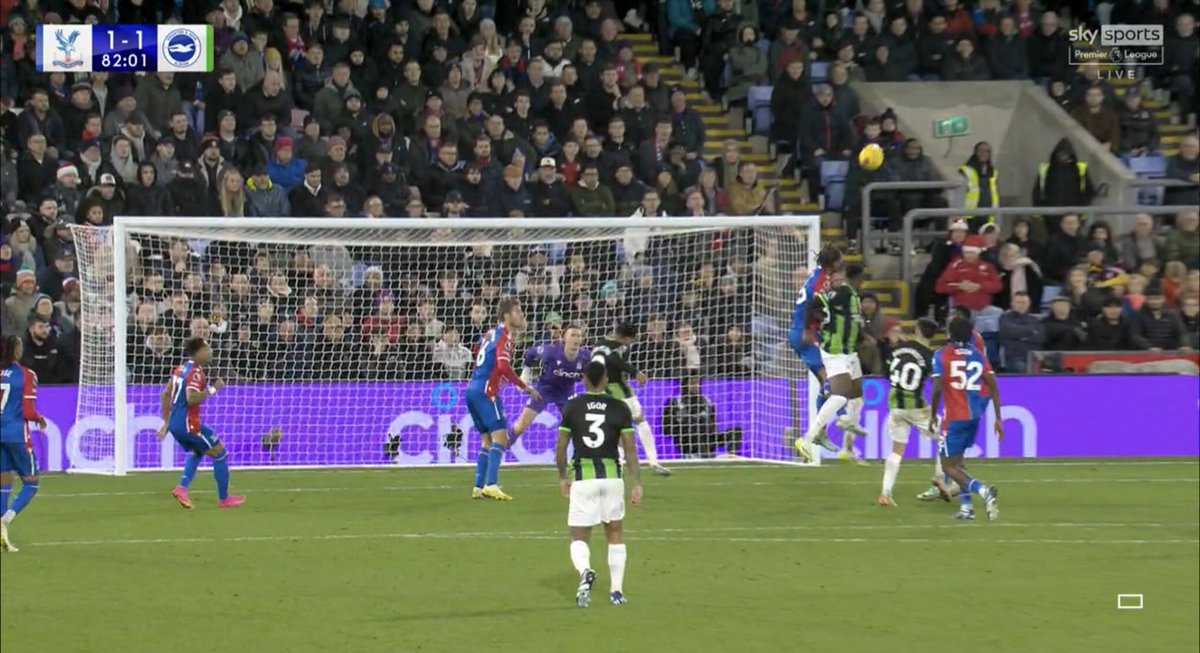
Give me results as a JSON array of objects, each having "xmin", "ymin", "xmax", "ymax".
[{"xmin": 982, "ymin": 372, "xmax": 1003, "ymax": 441}]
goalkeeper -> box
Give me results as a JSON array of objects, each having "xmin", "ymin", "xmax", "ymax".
[{"xmin": 591, "ymin": 323, "xmax": 672, "ymax": 477}]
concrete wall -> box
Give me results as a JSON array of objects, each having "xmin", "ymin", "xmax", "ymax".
[{"xmin": 852, "ymin": 81, "xmax": 1136, "ymax": 224}]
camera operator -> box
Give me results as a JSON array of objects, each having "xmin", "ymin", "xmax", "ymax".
[{"xmin": 661, "ymin": 372, "xmax": 743, "ymax": 459}]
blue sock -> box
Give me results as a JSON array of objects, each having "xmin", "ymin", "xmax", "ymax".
[
  {"xmin": 180, "ymin": 455, "xmax": 201, "ymax": 489},
  {"xmin": 968, "ymin": 478, "xmax": 987, "ymax": 496},
  {"xmin": 486, "ymin": 443, "xmax": 506, "ymax": 487},
  {"xmin": 11, "ymin": 481, "xmax": 38, "ymax": 516},
  {"xmin": 212, "ymin": 454, "xmax": 230, "ymax": 501},
  {"xmin": 474, "ymin": 448, "xmax": 490, "ymax": 489},
  {"xmin": 960, "ymin": 482, "xmax": 974, "ymax": 509},
  {"xmin": 0, "ymin": 484, "xmax": 10, "ymax": 514}
]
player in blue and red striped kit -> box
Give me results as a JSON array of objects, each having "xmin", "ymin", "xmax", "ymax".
[
  {"xmin": 0, "ymin": 335, "xmax": 47, "ymax": 553},
  {"xmin": 929, "ymin": 318, "xmax": 1002, "ymax": 521},
  {"xmin": 469, "ymin": 298, "xmax": 541, "ymax": 501},
  {"xmin": 155, "ymin": 337, "xmax": 245, "ymax": 510},
  {"xmin": 512, "ymin": 324, "xmax": 589, "ymax": 441}
]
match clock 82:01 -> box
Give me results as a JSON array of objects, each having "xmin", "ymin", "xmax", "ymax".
[{"xmin": 92, "ymin": 25, "xmax": 157, "ymax": 72}]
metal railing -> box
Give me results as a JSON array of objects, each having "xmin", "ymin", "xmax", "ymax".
[
  {"xmin": 899, "ymin": 204, "xmax": 1200, "ymax": 280},
  {"xmin": 860, "ymin": 180, "xmax": 963, "ymax": 251}
]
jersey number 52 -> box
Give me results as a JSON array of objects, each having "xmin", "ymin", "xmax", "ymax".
[{"xmin": 949, "ymin": 360, "xmax": 984, "ymax": 391}]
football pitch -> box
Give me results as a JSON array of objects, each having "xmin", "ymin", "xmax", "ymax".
[{"xmin": 2, "ymin": 460, "xmax": 1197, "ymax": 653}]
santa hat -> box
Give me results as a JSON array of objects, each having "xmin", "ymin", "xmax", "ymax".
[
  {"xmin": 962, "ymin": 235, "xmax": 985, "ymax": 253},
  {"xmin": 57, "ymin": 163, "xmax": 79, "ymax": 180},
  {"xmin": 949, "ymin": 219, "xmax": 968, "ymax": 232}
]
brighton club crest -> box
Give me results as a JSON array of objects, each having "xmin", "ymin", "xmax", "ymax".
[{"xmin": 53, "ymin": 29, "xmax": 84, "ymax": 69}]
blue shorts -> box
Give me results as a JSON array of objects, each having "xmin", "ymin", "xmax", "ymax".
[
  {"xmin": 788, "ymin": 330, "xmax": 824, "ymax": 371},
  {"xmin": 0, "ymin": 442, "xmax": 38, "ymax": 477},
  {"xmin": 940, "ymin": 419, "xmax": 981, "ymax": 458},
  {"xmin": 467, "ymin": 391, "xmax": 507, "ymax": 436},
  {"xmin": 171, "ymin": 425, "xmax": 221, "ymax": 456},
  {"xmin": 525, "ymin": 389, "xmax": 568, "ymax": 414}
]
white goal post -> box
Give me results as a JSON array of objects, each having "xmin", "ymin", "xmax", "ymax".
[{"xmin": 70, "ymin": 215, "xmax": 822, "ymax": 475}]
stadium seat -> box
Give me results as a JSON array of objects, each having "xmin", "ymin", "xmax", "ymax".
[
  {"xmin": 821, "ymin": 160, "xmax": 850, "ymax": 211},
  {"xmin": 810, "ymin": 61, "xmax": 830, "ymax": 84},
  {"xmin": 748, "ymin": 86, "xmax": 773, "ymax": 136},
  {"xmin": 1127, "ymin": 155, "xmax": 1169, "ymax": 205}
]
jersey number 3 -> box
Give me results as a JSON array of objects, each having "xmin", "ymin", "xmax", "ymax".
[
  {"xmin": 949, "ymin": 360, "xmax": 984, "ymax": 392},
  {"xmin": 582, "ymin": 413, "xmax": 606, "ymax": 448}
]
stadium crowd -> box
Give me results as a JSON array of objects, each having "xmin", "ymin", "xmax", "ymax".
[{"xmin": 0, "ymin": 0, "xmax": 1198, "ymax": 384}]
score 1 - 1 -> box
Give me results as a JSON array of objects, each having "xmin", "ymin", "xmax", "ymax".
[{"xmin": 92, "ymin": 25, "xmax": 157, "ymax": 73}]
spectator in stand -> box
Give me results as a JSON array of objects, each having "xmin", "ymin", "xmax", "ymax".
[
  {"xmin": 728, "ymin": 161, "xmax": 775, "ymax": 216},
  {"xmin": 879, "ymin": 15, "xmax": 920, "ymax": 81},
  {"xmin": 432, "ymin": 325, "xmax": 474, "ymax": 380},
  {"xmin": 1027, "ymin": 11, "xmax": 1069, "ymax": 82},
  {"xmin": 943, "ymin": 37, "xmax": 990, "ymax": 81},
  {"xmin": 998, "ymin": 242, "xmax": 1044, "ymax": 311},
  {"xmin": 1062, "ymin": 264, "xmax": 1106, "ymax": 321},
  {"xmin": 958, "ymin": 142, "xmax": 999, "ymax": 232},
  {"xmin": 1043, "ymin": 296, "xmax": 1085, "ymax": 351},
  {"xmin": 1070, "ymin": 87, "xmax": 1121, "ymax": 153},
  {"xmin": 1042, "ymin": 212, "xmax": 1088, "ymax": 285},
  {"xmin": 919, "ymin": 14, "xmax": 955, "ymax": 80},
  {"xmin": 246, "ymin": 165, "xmax": 291, "ymax": 217},
  {"xmin": 1070, "ymin": 64, "xmax": 1117, "ymax": 109},
  {"xmin": 890, "ymin": 138, "xmax": 947, "ymax": 237},
  {"xmin": 666, "ymin": 0, "xmax": 711, "ymax": 81},
  {"xmin": 23, "ymin": 315, "xmax": 73, "ymax": 383},
  {"xmin": 1132, "ymin": 281, "xmax": 1189, "ymax": 351},
  {"xmin": 1163, "ymin": 136, "xmax": 1199, "ymax": 208},
  {"xmin": 1119, "ymin": 213, "xmax": 1165, "ymax": 270},
  {"xmin": 1160, "ymin": 14, "xmax": 1196, "ymax": 123},
  {"xmin": 935, "ymin": 235, "xmax": 1002, "ymax": 312},
  {"xmin": 987, "ymin": 16, "xmax": 1029, "ymax": 80},
  {"xmin": 1034, "ymin": 139, "xmax": 1095, "ymax": 220},
  {"xmin": 1165, "ymin": 210, "xmax": 1200, "ymax": 271},
  {"xmin": 798, "ymin": 85, "xmax": 853, "ymax": 203},
  {"xmin": 943, "ymin": 0, "xmax": 975, "ymax": 37},
  {"xmin": 998, "ymin": 291, "xmax": 1044, "ymax": 373},
  {"xmin": 1087, "ymin": 296, "xmax": 1133, "ymax": 350},
  {"xmin": 662, "ymin": 372, "xmax": 743, "ymax": 458},
  {"xmin": 1181, "ymin": 296, "xmax": 1200, "ymax": 350},
  {"xmin": 126, "ymin": 162, "xmax": 173, "ymax": 217},
  {"xmin": 769, "ymin": 60, "xmax": 810, "ymax": 155},
  {"xmin": 727, "ymin": 25, "xmax": 767, "ymax": 107},
  {"xmin": 1117, "ymin": 89, "xmax": 1159, "ymax": 157}
]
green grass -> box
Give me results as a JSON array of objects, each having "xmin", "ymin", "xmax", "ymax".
[{"xmin": 2, "ymin": 460, "xmax": 1198, "ymax": 653}]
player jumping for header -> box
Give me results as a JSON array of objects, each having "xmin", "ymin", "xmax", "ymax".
[
  {"xmin": 156, "ymin": 337, "xmax": 245, "ymax": 509},
  {"xmin": 787, "ymin": 246, "xmax": 862, "ymax": 455},
  {"xmin": 929, "ymin": 318, "xmax": 1002, "ymax": 521},
  {"xmin": 469, "ymin": 298, "xmax": 542, "ymax": 501},
  {"xmin": 557, "ymin": 360, "xmax": 643, "ymax": 608},
  {"xmin": 512, "ymin": 324, "xmax": 589, "ymax": 441},
  {"xmin": 878, "ymin": 318, "xmax": 939, "ymax": 506},
  {"xmin": 794, "ymin": 264, "xmax": 869, "ymax": 465},
  {"xmin": 0, "ymin": 335, "xmax": 48, "ymax": 553},
  {"xmin": 592, "ymin": 322, "xmax": 671, "ymax": 476}
]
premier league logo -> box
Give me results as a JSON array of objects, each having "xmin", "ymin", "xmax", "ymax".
[
  {"xmin": 161, "ymin": 28, "xmax": 202, "ymax": 69},
  {"xmin": 52, "ymin": 29, "xmax": 84, "ymax": 69}
]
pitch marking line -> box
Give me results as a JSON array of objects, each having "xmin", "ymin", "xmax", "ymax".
[
  {"xmin": 29, "ymin": 527, "xmax": 1200, "ymax": 549},
  {"xmin": 40, "ymin": 476, "xmax": 1200, "ymax": 498}
]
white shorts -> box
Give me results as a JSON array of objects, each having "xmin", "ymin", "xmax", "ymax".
[
  {"xmin": 567, "ymin": 478, "xmax": 626, "ymax": 528},
  {"xmin": 820, "ymin": 350, "xmax": 862, "ymax": 379},
  {"xmin": 888, "ymin": 406, "xmax": 935, "ymax": 445},
  {"xmin": 623, "ymin": 394, "xmax": 644, "ymax": 423}
]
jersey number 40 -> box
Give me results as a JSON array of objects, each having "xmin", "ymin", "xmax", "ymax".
[{"xmin": 888, "ymin": 358, "xmax": 924, "ymax": 392}]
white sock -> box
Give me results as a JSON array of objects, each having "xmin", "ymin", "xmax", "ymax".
[
  {"xmin": 570, "ymin": 540, "xmax": 591, "ymax": 575},
  {"xmin": 636, "ymin": 421, "xmax": 659, "ymax": 466},
  {"xmin": 882, "ymin": 452, "xmax": 902, "ymax": 495},
  {"xmin": 804, "ymin": 395, "xmax": 847, "ymax": 444},
  {"xmin": 845, "ymin": 397, "xmax": 864, "ymax": 423},
  {"xmin": 1, "ymin": 510, "xmax": 13, "ymax": 524},
  {"xmin": 608, "ymin": 543, "xmax": 627, "ymax": 594},
  {"xmin": 933, "ymin": 456, "xmax": 944, "ymax": 481}
]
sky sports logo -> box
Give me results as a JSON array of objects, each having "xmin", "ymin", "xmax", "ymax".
[{"xmin": 1068, "ymin": 24, "xmax": 1164, "ymax": 66}]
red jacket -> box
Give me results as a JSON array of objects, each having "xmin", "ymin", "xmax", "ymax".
[{"xmin": 935, "ymin": 257, "xmax": 1002, "ymax": 311}]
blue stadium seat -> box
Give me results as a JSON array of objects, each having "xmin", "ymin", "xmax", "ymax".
[
  {"xmin": 810, "ymin": 61, "xmax": 830, "ymax": 84},
  {"xmin": 1127, "ymin": 155, "xmax": 1168, "ymax": 205},
  {"xmin": 748, "ymin": 86, "xmax": 773, "ymax": 136},
  {"xmin": 821, "ymin": 160, "xmax": 850, "ymax": 211}
]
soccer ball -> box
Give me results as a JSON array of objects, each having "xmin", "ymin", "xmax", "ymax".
[{"xmin": 858, "ymin": 144, "xmax": 885, "ymax": 171}]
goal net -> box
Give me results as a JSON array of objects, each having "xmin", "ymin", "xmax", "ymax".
[{"xmin": 69, "ymin": 216, "xmax": 820, "ymax": 474}]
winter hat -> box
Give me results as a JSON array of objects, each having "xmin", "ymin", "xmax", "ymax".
[
  {"xmin": 962, "ymin": 235, "xmax": 984, "ymax": 253},
  {"xmin": 63, "ymin": 277, "xmax": 80, "ymax": 293},
  {"xmin": 15, "ymin": 268, "xmax": 35, "ymax": 282},
  {"xmin": 57, "ymin": 163, "xmax": 79, "ymax": 180},
  {"xmin": 274, "ymin": 136, "xmax": 294, "ymax": 153}
]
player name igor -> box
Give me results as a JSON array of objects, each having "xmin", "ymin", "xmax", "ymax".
[{"xmin": 37, "ymin": 24, "xmax": 214, "ymax": 73}]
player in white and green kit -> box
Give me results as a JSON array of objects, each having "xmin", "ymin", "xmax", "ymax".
[{"xmin": 591, "ymin": 322, "xmax": 671, "ymax": 476}]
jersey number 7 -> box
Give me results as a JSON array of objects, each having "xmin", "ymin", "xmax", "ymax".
[
  {"xmin": 949, "ymin": 360, "xmax": 984, "ymax": 391},
  {"xmin": 582, "ymin": 413, "xmax": 606, "ymax": 448},
  {"xmin": 0, "ymin": 383, "xmax": 9, "ymax": 411}
]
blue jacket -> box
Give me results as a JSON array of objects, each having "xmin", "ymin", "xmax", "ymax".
[
  {"xmin": 666, "ymin": 0, "xmax": 714, "ymax": 35},
  {"xmin": 269, "ymin": 157, "xmax": 308, "ymax": 193}
]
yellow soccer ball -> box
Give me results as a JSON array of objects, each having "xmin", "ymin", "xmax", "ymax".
[{"xmin": 858, "ymin": 143, "xmax": 885, "ymax": 171}]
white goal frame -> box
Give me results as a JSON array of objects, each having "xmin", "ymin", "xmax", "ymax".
[{"xmin": 103, "ymin": 215, "xmax": 822, "ymax": 475}]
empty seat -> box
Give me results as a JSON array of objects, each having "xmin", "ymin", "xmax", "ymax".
[{"xmin": 748, "ymin": 86, "xmax": 773, "ymax": 135}]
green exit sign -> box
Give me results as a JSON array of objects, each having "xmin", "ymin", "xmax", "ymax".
[{"xmin": 933, "ymin": 116, "xmax": 970, "ymax": 138}]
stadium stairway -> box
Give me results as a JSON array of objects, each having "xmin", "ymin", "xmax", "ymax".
[{"xmin": 1108, "ymin": 76, "xmax": 1189, "ymax": 157}]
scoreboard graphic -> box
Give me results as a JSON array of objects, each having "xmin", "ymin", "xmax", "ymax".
[{"xmin": 37, "ymin": 25, "xmax": 214, "ymax": 73}]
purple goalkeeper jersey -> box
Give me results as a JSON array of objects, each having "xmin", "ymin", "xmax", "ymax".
[{"xmin": 524, "ymin": 342, "xmax": 589, "ymax": 411}]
